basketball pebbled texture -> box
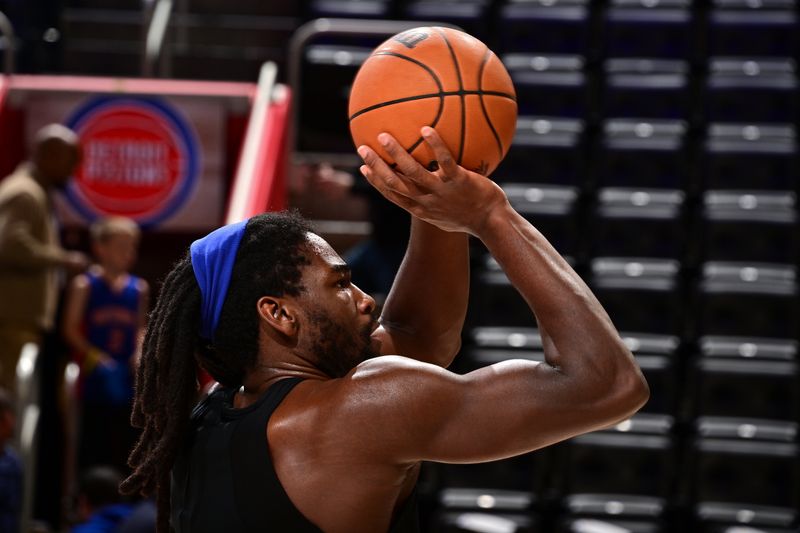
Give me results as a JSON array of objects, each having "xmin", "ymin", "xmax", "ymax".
[{"xmin": 348, "ymin": 26, "xmax": 517, "ymax": 177}]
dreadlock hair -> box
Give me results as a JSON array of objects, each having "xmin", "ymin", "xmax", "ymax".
[{"xmin": 121, "ymin": 211, "xmax": 313, "ymax": 532}]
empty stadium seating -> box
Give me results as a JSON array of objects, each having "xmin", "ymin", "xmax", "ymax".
[
  {"xmin": 493, "ymin": 117, "xmax": 586, "ymax": 188},
  {"xmin": 4, "ymin": 0, "xmax": 797, "ymax": 530}
]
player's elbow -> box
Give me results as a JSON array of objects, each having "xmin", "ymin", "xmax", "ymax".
[{"xmin": 607, "ymin": 364, "xmax": 650, "ymax": 420}]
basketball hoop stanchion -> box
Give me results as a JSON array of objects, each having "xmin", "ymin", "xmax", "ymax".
[
  {"xmin": 287, "ymin": 18, "xmax": 464, "ymax": 166},
  {"xmin": 225, "ymin": 61, "xmax": 292, "ymax": 224}
]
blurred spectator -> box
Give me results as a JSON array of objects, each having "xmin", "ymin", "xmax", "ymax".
[
  {"xmin": 71, "ymin": 466, "xmax": 132, "ymax": 533},
  {"xmin": 0, "ymin": 124, "xmax": 88, "ymax": 393},
  {"xmin": 0, "ymin": 388, "xmax": 21, "ymax": 533},
  {"xmin": 116, "ymin": 498, "xmax": 155, "ymax": 533},
  {"xmin": 62, "ymin": 217, "xmax": 149, "ymax": 472}
]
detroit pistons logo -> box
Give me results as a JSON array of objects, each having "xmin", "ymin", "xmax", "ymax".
[{"xmin": 65, "ymin": 97, "xmax": 200, "ymax": 227}]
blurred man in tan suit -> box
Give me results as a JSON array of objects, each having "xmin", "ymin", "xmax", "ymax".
[{"xmin": 0, "ymin": 124, "xmax": 88, "ymax": 392}]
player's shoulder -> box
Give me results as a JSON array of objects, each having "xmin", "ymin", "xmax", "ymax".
[
  {"xmin": 349, "ymin": 355, "xmax": 451, "ymax": 384},
  {"xmin": 323, "ymin": 355, "xmax": 458, "ymax": 411}
]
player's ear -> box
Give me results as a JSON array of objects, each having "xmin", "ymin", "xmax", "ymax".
[{"xmin": 257, "ymin": 296, "xmax": 297, "ymax": 336}]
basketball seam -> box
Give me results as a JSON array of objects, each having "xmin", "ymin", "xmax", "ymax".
[
  {"xmin": 348, "ymin": 90, "xmax": 516, "ymax": 121},
  {"xmin": 478, "ymin": 49, "xmax": 505, "ymax": 164},
  {"xmin": 351, "ymin": 51, "xmax": 446, "ymax": 153},
  {"xmin": 434, "ymin": 27, "xmax": 466, "ymax": 166}
]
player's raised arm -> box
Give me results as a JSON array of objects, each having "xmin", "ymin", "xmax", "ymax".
[
  {"xmin": 354, "ymin": 127, "xmax": 649, "ymax": 463},
  {"xmin": 364, "ymin": 135, "xmax": 470, "ymax": 368}
]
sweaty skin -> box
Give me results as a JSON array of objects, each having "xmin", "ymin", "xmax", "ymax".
[{"xmin": 232, "ymin": 127, "xmax": 649, "ymax": 533}]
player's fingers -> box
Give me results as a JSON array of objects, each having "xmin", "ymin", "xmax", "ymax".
[
  {"xmin": 377, "ymin": 133, "xmax": 439, "ymax": 191},
  {"xmin": 359, "ymin": 144, "xmax": 429, "ymax": 198},
  {"xmin": 376, "ymin": 133, "xmax": 418, "ymax": 176},
  {"xmin": 421, "ymin": 127, "xmax": 459, "ymax": 181},
  {"xmin": 360, "ymin": 164, "xmax": 421, "ymax": 214},
  {"xmin": 358, "ymin": 145, "xmax": 414, "ymax": 196}
]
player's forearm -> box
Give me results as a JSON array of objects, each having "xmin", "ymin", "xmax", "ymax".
[
  {"xmin": 477, "ymin": 204, "xmax": 645, "ymax": 395},
  {"xmin": 380, "ymin": 218, "xmax": 469, "ymax": 367}
]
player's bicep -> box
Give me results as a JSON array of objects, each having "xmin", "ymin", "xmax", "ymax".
[
  {"xmin": 402, "ymin": 360, "xmax": 565, "ymax": 463},
  {"xmin": 384, "ymin": 358, "xmax": 617, "ymax": 465}
]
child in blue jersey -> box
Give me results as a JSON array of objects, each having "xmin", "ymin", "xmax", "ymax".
[{"xmin": 62, "ymin": 217, "xmax": 149, "ymax": 471}]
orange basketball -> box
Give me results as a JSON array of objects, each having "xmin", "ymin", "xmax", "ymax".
[{"xmin": 348, "ymin": 27, "xmax": 517, "ymax": 177}]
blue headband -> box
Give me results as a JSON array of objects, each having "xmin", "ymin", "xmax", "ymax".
[{"xmin": 190, "ymin": 219, "xmax": 249, "ymax": 341}]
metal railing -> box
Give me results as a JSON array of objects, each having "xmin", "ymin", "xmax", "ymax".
[
  {"xmin": 61, "ymin": 362, "xmax": 81, "ymax": 527},
  {"xmin": 225, "ymin": 61, "xmax": 293, "ymax": 223},
  {"xmin": 141, "ymin": 0, "xmax": 174, "ymax": 77},
  {"xmin": 16, "ymin": 342, "xmax": 41, "ymax": 533}
]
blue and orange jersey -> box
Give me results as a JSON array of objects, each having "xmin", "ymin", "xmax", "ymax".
[{"xmin": 79, "ymin": 270, "xmax": 143, "ymax": 405}]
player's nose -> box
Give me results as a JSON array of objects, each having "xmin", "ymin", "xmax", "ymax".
[{"xmin": 353, "ymin": 284, "xmax": 376, "ymax": 315}]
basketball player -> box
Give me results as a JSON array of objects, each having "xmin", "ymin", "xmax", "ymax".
[{"xmin": 122, "ymin": 127, "xmax": 649, "ymax": 532}]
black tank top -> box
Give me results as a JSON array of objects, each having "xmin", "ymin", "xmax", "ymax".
[{"xmin": 170, "ymin": 377, "xmax": 420, "ymax": 532}]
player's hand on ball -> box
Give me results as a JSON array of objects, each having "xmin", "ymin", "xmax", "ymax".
[{"xmin": 358, "ymin": 127, "xmax": 508, "ymax": 235}]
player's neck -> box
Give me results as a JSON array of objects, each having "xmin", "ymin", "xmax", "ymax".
[
  {"xmin": 234, "ymin": 366, "xmax": 319, "ymax": 409},
  {"xmin": 234, "ymin": 348, "xmax": 330, "ymax": 407}
]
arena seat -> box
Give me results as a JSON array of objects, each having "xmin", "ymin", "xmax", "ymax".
[
  {"xmin": 602, "ymin": 59, "xmax": 691, "ymax": 120},
  {"xmin": 553, "ymin": 414, "xmax": 676, "ymax": 522},
  {"xmin": 687, "ymin": 418, "xmax": 799, "ymax": 529},
  {"xmin": 595, "ymin": 119, "xmax": 688, "ymax": 190},
  {"xmin": 589, "ymin": 258, "xmax": 684, "ymax": 336},
  {"xmin": 693, "ymin": 262, "xmax": 798, "ymax": 340},
  {"xmin": 705, "ymin": 59, "xmax": 798, "ymax": 124},
  {"xmin": 505, "ymin": 54, "xmax": 588, "ymax": 118},
  {"xmin": 492, "ymin": 116, "xmax": 586, "ymax": 188},
  {"xmin": 591, "ymin": 187, "xmax": 687, "ymax": 260},
  {"xmin": 604, "ymin": 0, "xmax": 696, "ymax": 61},
  {"xmin": 707, "ymin": 0, "xmax": 798, "ymax": 58},
  {"xmin": 497, "ymin": 0, "xmax": 591, "ymax": 56},
  {"xmin": 697, "ymin": 191, "xmax": 798, "ymax": 264},
  {"xmin": 702, "ymin": 123, "xmax": 797, "ymax": 192},
  {"xmin": 689, "ymin": 336, "xmax": 798, "ymax": 422}
]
